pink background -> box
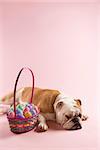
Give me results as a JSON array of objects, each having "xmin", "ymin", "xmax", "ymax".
[{"xmin": 0, "ymin": 0, "xmax": 99, "ymax": 150}]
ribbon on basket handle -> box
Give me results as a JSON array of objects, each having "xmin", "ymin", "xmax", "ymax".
[{"xmin": 13, "ymin": 67, "xmax": 34, "ymax": 118}]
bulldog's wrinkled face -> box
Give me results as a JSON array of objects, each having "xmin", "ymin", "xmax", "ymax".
[{"xmin": 54, "ymin": 96, "xmax": 82, "ymax": 130}]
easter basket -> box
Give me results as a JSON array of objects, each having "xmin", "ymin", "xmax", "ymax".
[{"xmin": 7, "ymin": 67, "xmax": 39, "ymax": 134}]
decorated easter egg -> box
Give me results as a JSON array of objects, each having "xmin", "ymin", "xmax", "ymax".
[
  {"xmin": 26, "ymin": 103, "xmax": 32, "ymax": 110},
  {"xmin": 16, "ymin": 104, "xmax": 23, "ymax": 111},
  {"xmin": 23, "ymin": 107, "xmax": 30, "ymax": 113},
  {"xmin": 16, "ymin": 108, "xmax": 23, "ymax": 114},
  {"xmin": 35, "ymin": 106, "xmax": 40, "ymax": 114},
  {"xmin": 30, "ymin": 109, "xmax": 36, "ymax": 116},
  {"xmin": 16, "ymin": 113, "xmax": 25, "ymax": 119},
  {"xmin": 24, "ymin": 111, "xmax": 32, "ymax": 118},
  {"xmin": 8, "ymin": 111, "xmax": 15, "ymax": 118}
]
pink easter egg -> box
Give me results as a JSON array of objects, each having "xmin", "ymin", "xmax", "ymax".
[
  {"xmin": 8, "ymin": 112, "xmax": 15, "ymax": 118},
  {"xmin": 35, "ymin": 106, "xmax": 40, "ymax": 114},
  {"xmin": 23, "ymin": 107, "xmax": 29, "ymax": 114}
]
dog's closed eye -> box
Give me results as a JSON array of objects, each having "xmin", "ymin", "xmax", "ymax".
[
  {"xmin": 65, "ymin": 114, "xmax": 70, "ymax": 120},
  {"xmin": 56, "ymin": 101, "xmax": 64, "ymax": 110}
]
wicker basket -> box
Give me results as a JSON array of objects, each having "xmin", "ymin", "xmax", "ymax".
[{"xmin": 7, "ymin": 67, "xmax": 39, "ymax": 134}]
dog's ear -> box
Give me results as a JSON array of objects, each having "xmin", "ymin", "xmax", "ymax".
[
  {"xmin": 56, "ymin": 101, "xmax": 64, "ymax": 110},
  {"xmin": 74, "ymin": 99, "xmax": 82, "ymax": 106}
]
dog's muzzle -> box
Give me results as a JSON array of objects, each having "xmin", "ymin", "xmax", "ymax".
[{"xmin": 70, "ymin": 117, "xmax": 82, "ymax": 130}]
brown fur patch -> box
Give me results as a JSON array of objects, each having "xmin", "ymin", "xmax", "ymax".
[{"xmin": 21, "ymin": 87, "xmax": 60, "ymax": 113}]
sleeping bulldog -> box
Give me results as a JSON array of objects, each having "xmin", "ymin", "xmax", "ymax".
[{"xmin": 0, "ymin": 87, "xmax": 88, "ymax": 132}]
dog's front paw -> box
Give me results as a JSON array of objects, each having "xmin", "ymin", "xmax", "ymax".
[
  {"xmin": 35, "ymin": 122, "xmax": 48, "ymax": 132},
  {"xmin": 81, "ymin": 114, "xmax": 88, "ymax": 121}
]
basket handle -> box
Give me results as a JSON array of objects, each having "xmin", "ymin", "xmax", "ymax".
[{"xmin": 13, "ymin": 67, "xmax": 34, "ymax": 117}]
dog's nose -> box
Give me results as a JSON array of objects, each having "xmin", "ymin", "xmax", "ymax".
[{"xmin": 72, "ymin": 117, "xmax": 79, "ymax": 123}]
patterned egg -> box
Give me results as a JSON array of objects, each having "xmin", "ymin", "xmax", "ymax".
[
  {"xmin": 26, "ymin": 104, "xmax": 33, "ymax": 110},
  {"xmin": 35, "ymin": 106, "xmax": 40, "ymax": 114},
  {"xmin": 30, "ymin": 109, "xmax": 36, "ymax": 116},
  {"xmin": 23, "ymin": 107, "xmax": 30, "ymax": 113},
  {"xmin": 8, "ymin": 111, "xmax": 15, "ymax": 118},
  {"xmin": 16, "ymin": 113, "xmax": 25, "ymax": 119},
  {"xmin": 16, "ymin": 108, "xmax": 23, "ymax": 114},
  {"xmin": 24, "ymin": 111, "xmax": 32, "ymax": 118},
  {"xmin": 16, "ymin": 104, "xmax": 23, "ymax": 111}
]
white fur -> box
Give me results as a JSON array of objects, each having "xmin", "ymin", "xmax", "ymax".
[
  {"xmin": 53, "ymin": 94, "xmax": 82, "ymax": 129},
  {"xmin": 37, "ymin": 93, "xmax": 82, "ymax": 131}
]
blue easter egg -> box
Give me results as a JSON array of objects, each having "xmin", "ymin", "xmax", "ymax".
[
  {"xmin": 30, "ymin": 109, "xmax": 36, "ymax": 116},
  {"xmin": 16, "ymin": 113, "xmax": 25, "ymax": 119},
  {"xmin": 16, "ymin": 108, "xmax": 23, "ymax": 116}
]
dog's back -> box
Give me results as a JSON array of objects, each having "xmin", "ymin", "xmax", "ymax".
[{"xmin": 1, "ymin": 87, "xmax": 60, "ymax": 113}]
